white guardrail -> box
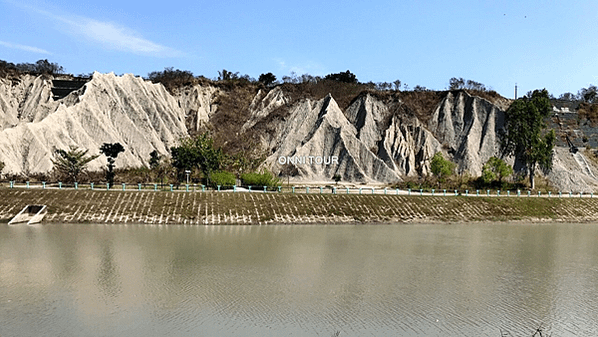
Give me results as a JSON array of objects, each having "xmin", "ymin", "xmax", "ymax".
[{"xmin": 3, "ymin": 181, "xmax": 596, "ymax": 198}]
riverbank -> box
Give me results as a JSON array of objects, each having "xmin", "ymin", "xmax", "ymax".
[{"xmin": 3, "ymin": 188, "xmax": 598, "ymax": 224}]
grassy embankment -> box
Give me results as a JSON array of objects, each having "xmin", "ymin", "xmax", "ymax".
[{"xmin": 2, "ymin": 188, "xmax": 598, "ymax": 224}]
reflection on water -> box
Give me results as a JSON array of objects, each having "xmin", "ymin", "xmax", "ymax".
[{"xmin": 1, "ymin": 223, "xmax": 598, "ymax": 336}]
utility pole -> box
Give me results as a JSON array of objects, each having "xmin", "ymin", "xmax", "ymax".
[{"xmin": 515, "ymin": 83, "xmax": 518, "ymax": 99}]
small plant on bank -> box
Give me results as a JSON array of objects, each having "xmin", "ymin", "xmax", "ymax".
[
  {"xmin": 333, "ymin": 174, "xmax": 341, "ymax": 184},
  {"xmin": 241, "ymin": 171, "xmax": 280, "ymax": 188},
  {"xmin": 210, "ymin": 171, "xmax": 236, "ymax": 188}
]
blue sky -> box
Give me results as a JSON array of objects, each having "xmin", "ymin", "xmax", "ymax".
[{"xmin": 1, "ymin": 0, "xmax": 598, "ymax": 98}]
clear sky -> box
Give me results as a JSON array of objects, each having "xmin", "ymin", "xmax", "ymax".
[{"xmin": 2, "ymin": 0, "xmax": 597, "ymax": 98}]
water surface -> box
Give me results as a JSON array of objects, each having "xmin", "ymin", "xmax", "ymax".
[{"xmin": 1, "ymin": 223, "xmax": 598, "ymax": 336}]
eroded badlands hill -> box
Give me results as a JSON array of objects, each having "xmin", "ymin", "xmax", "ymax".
[{"xmin": 1, "ymin": 72, "xmax": 598, "ymax": 192}]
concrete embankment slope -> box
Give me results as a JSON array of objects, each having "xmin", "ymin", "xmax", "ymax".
[{"xmin": 3, "ymin": 188, "xmax": 598, "ymax": 224}]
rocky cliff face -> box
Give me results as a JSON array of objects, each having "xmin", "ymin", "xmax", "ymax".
[
  {"xmin": 250, "ymin": 90, "xmax": 506, "ymax": 183},
  {"xmin": 0, "ymin": 72, "xmax": 189, "ymax": 173},
  {"xmin": 1, "ymin": 72, "xmax": 598, "ymax": 191}
]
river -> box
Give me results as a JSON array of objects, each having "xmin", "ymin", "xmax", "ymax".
[{"xmin": 1, "ymin": 223, "xmax": 597, "ymax": 336}]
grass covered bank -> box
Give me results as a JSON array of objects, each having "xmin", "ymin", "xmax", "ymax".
[{"xmin": 2, "ymin": 188, "xmax": 598, "ymax": 224}]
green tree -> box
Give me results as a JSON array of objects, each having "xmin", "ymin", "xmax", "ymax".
[
  {"xmin": 52, "ymin": 146, "xmax": 99, "ymax": 182},
  {"xmin": 217, "ymin": 69, "xmax": 239, "ymax": 81},
  {"xmin": 393, "ymin": 80, "xmax": 402, "ymax": 91},
  {"xmin": 100, "ymin": 143, "xmax": 125, "ymax": 187},
  {"xmin": 481, "ymin": 157, "xmax": 513, "ymax": 185},
  {"xmin": 149, "ymin": 150, "xmax": 169, "ymax": 185},
  {"xmin": 258, "ymin": 72, "xmax": 277, "ymax": 87},
  {"xmin": 324, "ymin": 70, "xmax": 358, "ymax": 83},
  {"xmin": 149, "ymin": 150, "xmax": 161, "ymax": 170},
  {"xmin": 500, "ymin": 89, "xmax": 556, "ymax": 190},
  {"xmin": 430, "ymin": 152, "xmax": 455, "ymax": 183},
  {"xmin": 170, "ymin": 133, "xmax": 224, "ymax": 185}
]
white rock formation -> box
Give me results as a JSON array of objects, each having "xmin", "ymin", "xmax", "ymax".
[
  {"xmin": 172, "ymin": 84, "xmax": 219, "ymax": 131},
  {"xmin": 428, "ymin": 91, "xmax": 505, "ymax": 176},
  {"xmin": 0, "ymin": 75, "xmax": 58, "ymax": 130},
  {"xmin": 0, "ymin": 72, "xmax": 188, "ymax": 173},
  {"xmin": 263, "ymin": 94, "xmax": 401, "ymax": 183}
]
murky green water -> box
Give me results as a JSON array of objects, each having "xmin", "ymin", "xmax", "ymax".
[{"xmin": 1, "ymin": 223, "xmax": 598, "ymax": 336}]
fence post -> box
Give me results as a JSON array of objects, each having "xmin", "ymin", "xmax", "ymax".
[
  {"xmin": 432, "ymin": 189, "xmax": 435, "ymax": 196},
  {"xmin": 359, "ymin": 188, "xmax": 362, "ymax": 195},
  {"xmin": 122, "ymin": 183, "xmax": 126, "ymax": 191},
  {"xmin": 26, "ymin": 181, "xmax": 30, "ymax": 189},
  {"xmin": 169, "ymin": 184, "xmax": 173, "ymax": 192},
  {"xmin": 408, "ymin": 188, "xmax": 411, "ymax": 195},
  {"xmin": 75, "ymin": 182, "xmax": 78, "ymax": 190},
  {"xmin": 384, "ymin": 188, "xmax": 387, "ymax": 195},
  {"xmin": 186, "ymin": 184, "xmax": 189, "ymax": 192},
  {"xmin": 292, "ymin": 187, "xmax": 295, "ymax": 194},
  {"xmin": 233, "ymin": 185, "xmax": 237, "ymax": 193},
  {"xmin": 59, "ymin": 182, "xmax": 63, "ymax": 189},
  {"xmin": 420, "ymin": 189, "xmax": 423, "ymax": 196},
  {"xmin": 106, "ymin": 183, "xmax": 109, "ymax": 190},
  {"xmin": 42, "ymin": 181, "xmax": 46, "ymax": 189},
  {"xmin": 91, "ymin": 182, "xmax": 94, "ymax": 190},
  {"xmin": 138, "ymin": 183, "xmax": 142, "ymax": 191},
  {"xmin": 278, "ymin": 186, "xmax": 282, "ymax": 193},
  {"xmin": 465, "ymin": 190, "xmax": 468, "ymax": 196},
  {"xmin": 10, "ymin": 181, "xmax": 14, "ymax": 188},
  {"xmin": 153, "ymin": 183, "xmax": 157, "ymax": 191}
]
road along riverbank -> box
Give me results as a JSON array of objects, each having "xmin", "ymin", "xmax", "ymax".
[{"xmin": 2, "ymin": 188, "xmax": 598, "ymax": 224}]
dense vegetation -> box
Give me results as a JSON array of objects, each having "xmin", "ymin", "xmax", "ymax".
[{"xmin": 0, "ymin": 59, "xmax": 64, "ymax": 78}]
